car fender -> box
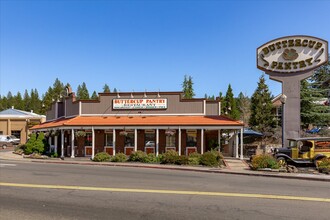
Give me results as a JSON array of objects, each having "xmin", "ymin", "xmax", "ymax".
[
  {"xmin": 275, "ymin": 153, "xmax": 293, "ymax": 162},
  {"xmin": 313, "ymin": 154, "xmax": 326, "ymax": 162}
]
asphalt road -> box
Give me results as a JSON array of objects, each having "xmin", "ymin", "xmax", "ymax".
[{"xmin": 1, "ymin": 159, "xmax": 329, "ymax": 220}]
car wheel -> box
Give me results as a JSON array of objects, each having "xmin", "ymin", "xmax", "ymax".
[
  {"xmin": 277, "ymin": 157, "xmax": 286, "ymax": 167},
  {"xmin": 2, "ymin": 144, "xmax": 7, "ymax": 149},
  {"xmin": 314, "ymin": 158, "xmax": 323, "ymax": 168}
]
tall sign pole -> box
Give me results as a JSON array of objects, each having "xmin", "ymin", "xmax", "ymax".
[{"xmin": 257, "ymin": 35, "xmax": 328, "ymax": 147}]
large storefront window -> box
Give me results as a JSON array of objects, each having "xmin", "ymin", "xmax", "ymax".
[
  {"xmin": 105, "ymin": 132, "xmax": 113, "ymax": 146},
  {"xmin": 145, "ymin": 130, "xmax": 155, "ymax": 147},
  {"xmin": 125, "ymin": 131, "xmax": 135, "ymax": 147},
  {"xmin": 186, "ymin": 130, "xmax": 197, "ymax": 147}
]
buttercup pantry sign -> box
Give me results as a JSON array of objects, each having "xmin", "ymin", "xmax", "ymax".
[
  {"xmin": 113, "ymin": 98, "xmax": 167, "ymax": 110},
  {"xmin": 257, "ymin": 35, "xmax": 328, "ymax": 73}
]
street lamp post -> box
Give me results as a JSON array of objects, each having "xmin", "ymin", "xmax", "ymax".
[{"xmin": 280, "ymin": 94, "xmax": 287, "ymax": 148}]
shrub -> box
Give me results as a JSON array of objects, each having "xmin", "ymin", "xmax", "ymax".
[
  {"xmin": 318, "ymin": 157, "xmax": 330, "ymax": 169},
  {"xmin": 251, "ymin": 154, "xmax": 280, "ymax": 170},
  {"xmin": 160, "ymin": 150, "xmax": 179, "ymax": 164},
  {"xmin": 50, "ymin": 152, "xmax": 58, "ymax": 158},
  {"xmin": 142, "ymin": 153, "xmax": 158, "ymax": 163},
  {"xmin": 175, "ymin": 155, "xmax": 189, "ymax": 165},
  {"xmin": 200, "ymin": 151, "xmax": 219, "ymax": 167},
  {"xmin": 93, "ymin": 152, "xmax": 111, "ymax": 162},
  {"xmin": 200, "ymin": 150, "xmax": 224, "ymax": 167},
  {"xmin": 111, "ymin": 153, "xmax": 127, "ymax": 162},
  {"xmin": 24, "ymin": 132, "xmax": 46, "ymax": 155},
  {"xmin": 129, "ymin": 150, "xmax": 147, "ymax": 162},
  {"xmin": 188, "ymin": 152, "xmax": 201, "ymax": 165}
]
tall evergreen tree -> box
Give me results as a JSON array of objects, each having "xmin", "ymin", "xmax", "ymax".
[
  {"xmin": 113, "ymin": 88, "xmax": 118, "ymax": 93},
  {"xmin": 31, "ymin": 89, "xmax": 41, "ymax": 114},
  {"xmin": 182, "ymin": 75, "xmax": 195, "ymax": 99},
  {"xmin": 76, "ymin": 82, "xmax": 90, "ymax": 100},
  {"xmin": 103, "ymin": 84, "xmax": 110, "ymax": 93},
  {"xmin": 41, "ymin": 86, "xmax": 54, "ymax": 114},
  {"xmin": 249, "ymin": 75, "xmax": 275, "ymax": 133},
  {"xmin": 237, "ymin": 92, "xmax": 251, "ymax": 126},
  {"xmin": 301, "ymin": 59, "xmax": 330, "ymax": 127},
  {"xmin": 91, "ymin": 91, "xmax": 98, "ymax": 100},
  {"xmin": 23, "ymin": 89, "xmax": 31, "ymax": 111},
  {"xmin": 223, "ymin": 84, "xmax": 240, "ymax": 120},
  {"xmin": 6, "ymin": 92, "xmax": 14, "ymax": 109},
  {"xmin": 14, "ymin": 92, "xmax": 24, "ymax": 110}
]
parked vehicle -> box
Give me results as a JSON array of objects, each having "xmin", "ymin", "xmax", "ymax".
[
  {"xmin": 0, "ymin": 135, "xmax": 20, "ymax": 147},
  {"xmin": 274, "ymin": 137, "xmax": 330, "ymax": 166},
  {"xmin": 0, "ymin": 135, "xmax": 16, "ymax": 149}
]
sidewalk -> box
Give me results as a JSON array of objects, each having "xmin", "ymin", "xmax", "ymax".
[{"xmin": 1, "ymin": 150, "xmax": 329, "ymax": 182}]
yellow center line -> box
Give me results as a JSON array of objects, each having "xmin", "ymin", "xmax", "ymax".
[{"xmin": 1, "ymin": 182, "xmax": 329, "ymax": 203}]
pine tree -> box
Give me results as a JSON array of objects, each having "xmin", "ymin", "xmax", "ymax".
[
  {"xmin": 31, "ymin": 89, "xmax": 41, "ymax": 114},
  {"xmin": 182, "ymin": 75, "xmax": 195, "ymax": 99},
  {"xmin": 91, "ymin": 91, "xmax": 98, "ymax": 99},
  {"xmin": 223, "ymin": 84, "xmax": 240, "ymax": 120},
  {"xmin": 23, "ymin": 89, "xmax": 31, "ymax": 111},
  {"xmin": 103, "ymin": 84, "xmax": 110, "ymax": 93},
  {"xmin": 14, "ymin": 92, "xmax": 23, "ymax": 110},
  {"xmin": 249, "ymin": 75, "xmax": 275, "ymax": 133},
  {"xmin": 237, "ymin": 92, "xmax": 251, "ymax": 126},
  {"xmin": 113, "ymin": 88, "xmax": 118, "ymax": 93},
  {"xmin": 41, "ymin": 87, "xmax": 54, "ymax": 114},
  {"xmin": 6, "ymin": 92, "xmax": 14, "ymax": 109},
  {"xmin": 301, "ymin": 59, "xmax": 330, "ymax": 127},
  {"xmin": 76, "ymin": 82, "xmax": 90, "ymax": 100}
]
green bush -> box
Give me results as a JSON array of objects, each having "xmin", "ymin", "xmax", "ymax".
[
  {"xmin": 142, "ymin": 153, "xmax": 158, "ymax": 163},
  {"xmin": 188, "ymin": 152, "xmax": 201, "ymax": 165},
  {"xmin": 251, "ymin": 154, "xmax": 280, "ymax": 170},
  {"xmin": 175, "ymin": 155, "xmax": 189, "ymax": 165},
  {"xmin": 129, "ymin": 150, "xmax": 147, "ymax": 162},
  {"xmin": 200, "ymin": 151, "xmax": 219, "ymax": 167},
  {"xmin": 111, "ymin": 153, "xmax": 127, "ymax": 162},
  {"xmin": 160, "ymin": 150, "xmax": 179, "ymax": 164},
  {"xmin": 24, "ymin": 132, "xmax": 46, "ymax": 155},
  {"xmin": 318, "ymin": 157, "xmax": 330, "ymax": 169},
  {"xmin": 93, "ymin": 152, "xmax": 111, "ymax": 162}
]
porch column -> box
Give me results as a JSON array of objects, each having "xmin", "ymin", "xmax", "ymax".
[
  {"xmin": 113, "ymin": 128, "xmax": 116, "ymax": 156},
  {"xmin": 201, "ymin": 129, "xmax": 204, "ymax": 154},
  {"xmin": 218, "ymin": 129, "xmax": 221, "ymax": 152},
  {"xmin": 48, "ymin": 136, "xmax": 52, "ymax": 151},
  {"xmin": 156, "ymin": 128, "xmax": 159, "ymax": 156},
  {"xmin": 54, "ymin": 134, "xmax": 58, "ymax": 154},
  {"xmin": 240, "ymin": 128, "xmax": 244, "ymax": 160},
  {"xmin": 235, "ymin": 131, "xmax": 239, "ymax": 159},
  {"xmin": 71, "ymin": 129, "xmax": 75, "ymax": 158},
  {"xmin": 178, "ymin": 127, "xmax": 181, "ymax": 156},
  {"xmin": 61, "ymin": 130, "xmax": 64, "ymax": 158},
  {"xmin": 134, "ymin": 129, "xmax": 138, "ymax": 152},
  {"xmin": 92, "ymin": 127, "xmax": 95, "ymax": 160}
]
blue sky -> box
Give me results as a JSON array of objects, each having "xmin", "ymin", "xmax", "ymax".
[{"xmin": 1, "ymin": 0, "xmax": 329, "ymax": 98}]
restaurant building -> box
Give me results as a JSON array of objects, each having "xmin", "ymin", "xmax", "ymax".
[{"xmin": 31, "ymin": 87, "xmax": 244, "ymax": 159}]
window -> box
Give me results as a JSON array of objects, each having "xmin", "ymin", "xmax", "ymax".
[
  {"xmin": 125, "ymin": 131, "xmax": 135, "ymax": 147},
  {"xmin": 166, "ymin": 135, "xmax": 175, "ymax": 148},
  {"xmin": 85, "ymin": 132, "xmax": 92, "ymax": 146},
  {"xmin": 105, "ymin": 132, "xmax": 113, "ymax": 146},
  {"xmin": 145, "ymin": 130, "xmax": 155, "ymax": 147},
  {"xmin": 11, "ymin": 130, "xmax": 21, "ymax": 140},
  {"xmin": 186, "ymin": 130, "xmax": 197, "ymax": 147}
]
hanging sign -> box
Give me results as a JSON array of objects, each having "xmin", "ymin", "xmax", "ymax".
[
  {"xmin": 113, "ymin": 98, "xmax": 167, "ymax": 110},
  {"xmin": 257, "ymin": 35, "xmax": 328, "ymax": 73}
]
